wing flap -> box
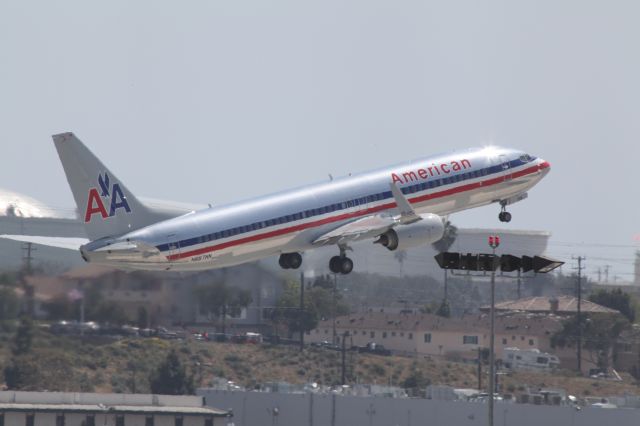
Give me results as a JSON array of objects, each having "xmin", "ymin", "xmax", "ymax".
[{"xmin": 313, "ymin": 215, "xmax": 396, "ymax": 246}]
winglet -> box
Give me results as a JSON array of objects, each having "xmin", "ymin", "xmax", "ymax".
[{"xmin": 389, "ymin": 182, "xmax": 421, "ymax": 224}]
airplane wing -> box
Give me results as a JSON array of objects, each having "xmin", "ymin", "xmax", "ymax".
[
  {"xmin": 312, "ymin": 214, "xmax": 396, "ymax": 246},
  {"xmin": 313, "ymin": 182, "xmax": 422, "ymax": 246},
  {"xmin": 389, "ymin": 182, "xmax": 421, "ymax": 224},
  {"xmin": 0, "ymin": 235, "xmax": 89, "ymax": 250}
]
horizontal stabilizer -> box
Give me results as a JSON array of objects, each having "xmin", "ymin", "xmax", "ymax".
[{"xmin": 0, "ymin": 235, "xmax": 89, "ymax": 250}]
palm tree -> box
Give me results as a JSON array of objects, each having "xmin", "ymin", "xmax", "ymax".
[
  {"xmin": 195, "ymin": 280, "xmax": 252, "ymax": 334},
  {"xmin": 394, "ymin": 250, "xmax": 408, "ymax": 277}
]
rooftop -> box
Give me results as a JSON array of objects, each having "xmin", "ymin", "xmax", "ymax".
[
  {"xmin": 0, "ymin": 391, "xmax": 229, "ymax": 417},
  {"xmin": 480, "ymin": 296, "xmax": 621, "ymax": 315}
]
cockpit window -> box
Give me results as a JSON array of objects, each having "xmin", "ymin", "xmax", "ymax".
[{"xmin": 519, "ymin": 154, "xmax": 532, "ymax": 162}]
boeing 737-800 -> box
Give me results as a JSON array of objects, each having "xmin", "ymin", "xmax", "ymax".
[{"xmin": 2, "ymin": 133, "xmax": 550, "ymax": 274}]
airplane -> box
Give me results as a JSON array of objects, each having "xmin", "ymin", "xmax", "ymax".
[{"xmin": 1, "ymin": 133, "xmax": 550, "ymax": 274}]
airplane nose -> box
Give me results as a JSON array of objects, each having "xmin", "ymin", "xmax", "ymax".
[{"xmin": 538, "ymin": 159, "xmax": 551, "ymax": 172}]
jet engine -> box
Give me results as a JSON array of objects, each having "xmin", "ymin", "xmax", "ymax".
[{"xmin": 374, "ymin": 213, "xmax": 445, "ymax": 251}]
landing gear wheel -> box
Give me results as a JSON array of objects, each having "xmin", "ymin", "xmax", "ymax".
[
  {"xmin": 339, "ymin": 257, "xmax": 353, "ymax": 275},
  {"xmin": 498, "ymin": 202, "xmax": 512, "ymax": 223},
  {"xmin": 329, "ymin": 256, "xmax": 342, "ymax": 274},
  {"xmin": 279, "ymin": 254, "xmax": 290, "ymax": 269},
  {"xmin": 279, "ymin": 253, "xmax": 302, "ymax": 269},
  {"xmin": 288, "ymin": 252, "xmax": 302, "ymax": 269}
]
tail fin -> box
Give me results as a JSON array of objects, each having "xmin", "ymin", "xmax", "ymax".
[{"xmin": 53, "ymin": 132, "xmax": 169, "ymax": 240}]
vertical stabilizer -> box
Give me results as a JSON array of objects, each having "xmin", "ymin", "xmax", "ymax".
[{"xmin": 53, "ymin": 132, "xmax": 169, "ymax": 240}]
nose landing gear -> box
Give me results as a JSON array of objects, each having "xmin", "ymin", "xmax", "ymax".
[{"xmin": 498, "ymin": 202, "xmax": 512, "ymax": 223}]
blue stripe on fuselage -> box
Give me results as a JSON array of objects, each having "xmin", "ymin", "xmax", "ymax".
[{"xmin": 156, "ymin": 157, "xmax": 534, "ymax": 253}]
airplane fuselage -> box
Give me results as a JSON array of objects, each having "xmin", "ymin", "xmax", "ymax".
[{"xmin": 82, "ymin": 146, "xmax": 550, "ymax": 271}]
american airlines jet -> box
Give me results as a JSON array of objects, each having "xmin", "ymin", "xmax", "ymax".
[{"xmin": 2, "ymin": 133, "xmax": 550, "ymax": 274}]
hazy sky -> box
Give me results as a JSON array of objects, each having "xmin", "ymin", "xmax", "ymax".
[{"xmin": 1, "ymin": 1, "xmax": 639, "ymax": 281}]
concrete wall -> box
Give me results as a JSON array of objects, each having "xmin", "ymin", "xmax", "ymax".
[{"xmin": 200, "ymin": 389, "xmax": 640, "ymax": 426}]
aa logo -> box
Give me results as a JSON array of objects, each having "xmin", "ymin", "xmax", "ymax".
[{"xmin": 84, "ymin": 172, "xmax": 131, "ymax": 222}]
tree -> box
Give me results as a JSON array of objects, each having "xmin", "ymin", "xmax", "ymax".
[
  {"xmin": 270, "ymin": 278, "xmax": 349, "ymax": 338},
  {"xmin": 394, "ymin": 250, "xmax": 408, "ymax": 276},
  {"xmin": 149, "ymin": 349, "xmax": 194, "ymax": 395},
  {"xmin": 401, "ymin": 363, "xmax": 431, "ymax": 397},
  {"xmin": 12, "ymin": 316, "xmax": 35, "ymax": 356},
  {"xmin": 589, "ymin": 288, "xmax": 636, "ymax": 323},
  {"xmin": 4, "ymin": 349, "xmax": 84, "ymax": 391},
  {"xmin": 551, "ymin": 314, "xmax": 630, "ymax": 371},
  {"xmin": 196, "ymin": 281, "xmax": 252, "ymax": 333},
  {"xmin": 137, "ymin": 306, "xmax": 149, "ymax": 329},
  {"xmin": 0, "ymin": 286, "xmax": 20, "ymax": 320},
  {"xmin": 435, "ymin": 299, "xmax": 451, "ymax": 318}
]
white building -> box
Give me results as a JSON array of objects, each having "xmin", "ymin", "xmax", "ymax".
[{"xmin": 0, "ymin": 391, "xmax": 230, "ymax": 426}]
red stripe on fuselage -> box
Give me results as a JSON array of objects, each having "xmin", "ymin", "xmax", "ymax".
[{"xmin": 167, "ymin": 163, "xmax": 544, "ymax": 261}]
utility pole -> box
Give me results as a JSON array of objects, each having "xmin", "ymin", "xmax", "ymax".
[
  {"xmin": 333, "ymin": 274, "xmax": 338, "ymax": 345},
  {"xmin": 573, "ymin": 256, "xmax": 585, "ymax": 374},
  {"xmin": 22, "ymin": 242, "xmax": 35, "ymax": 274},
  {"xmin": 300, "ymin": 272, "xmax": 305, "ymax": 352},
  {"xmin": 443, "ymin": 269, "xmax": 448, "ymax": 301},
  {"xmin": 341, "ymin": 332, "xmax": 348, "ymax": 385},
  {"xmin": 516, "ymin": 269, "xmax": 522, "ymax": 299},
  {"xmin": 477, "ymin": 347, "xmax": 482, "ymax": 391},
  {"xmin": 21, "ymin": 242, "xmax": 36, "ymax": 317}
]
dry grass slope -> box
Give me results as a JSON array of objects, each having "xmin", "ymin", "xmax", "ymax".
[{"xmin": 0, "ymin": 328, "xmax": 638, "ymax": 398}]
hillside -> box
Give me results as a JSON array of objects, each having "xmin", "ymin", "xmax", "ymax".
[{"xmin": 0, "ymin": 326, "xmax": 638, "ymax": 399}]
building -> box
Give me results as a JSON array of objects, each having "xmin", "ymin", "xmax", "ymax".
[
  {"xmin": 0, "ymin": 391, "xmax": 230, "ymax": 426},
  {"xmin": 479, "ymin": 295, "xmax": 622, "ymax": 316},
  {"xmin": 307, "ymin": 311, "xmax": 565, "ymax": 362}
]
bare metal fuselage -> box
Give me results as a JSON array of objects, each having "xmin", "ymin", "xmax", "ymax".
[{"xmin": 82, "ymin": 146, "xmax": 550, "ymax": 271}]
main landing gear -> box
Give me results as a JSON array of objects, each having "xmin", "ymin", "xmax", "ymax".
[
  {"xmin": 329, "ymin": 245, "xmax": 353, "ymax": 275},
  {"xmin": 498, "ymin": 202, "xmax": 512, "ymax": 223},
  {"xmin": 279, "ymin": 252, "xmax": 302, "ymax": 269}
]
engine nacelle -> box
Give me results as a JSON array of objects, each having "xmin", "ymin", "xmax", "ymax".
[{"xmin": 374, "ymin": 214, "xmax": 445, "ymax": 251}]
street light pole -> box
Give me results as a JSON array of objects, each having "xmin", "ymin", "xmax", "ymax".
[
  {"xmin": 300, "ymin": 272, "xmax": 305, "ymax": 352},
  {"xmin": 333, "ymin": 273, "xmax": 337, "ymax": 345},
  {"xmin": 488, "ymin": 235, "xmax": 500, "ymax": 426}
]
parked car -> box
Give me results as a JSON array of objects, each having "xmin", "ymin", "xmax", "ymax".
[{"xmin": 354, "ymin": 342, "xmax": 391, "ymax": 356}]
